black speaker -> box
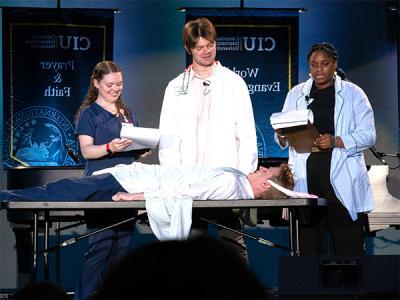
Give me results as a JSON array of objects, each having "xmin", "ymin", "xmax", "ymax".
[{"xmin": 279, "ymin": 255, "xmax": 399, "ymax": 296}]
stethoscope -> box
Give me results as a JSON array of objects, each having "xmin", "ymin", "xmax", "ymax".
[
  {"xmin": 177, "ymin": 61, "xmax": 219, "ymax": 96},
  {"xmin": 178, "ymin": 64, "xmax": 193, "ymax": 95}
]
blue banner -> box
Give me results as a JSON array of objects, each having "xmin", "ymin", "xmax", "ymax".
[
  {"xmin": 186, "ymin": 8, "xmax": 298, "ymax": 159},
  {"xmin": 2, "ymin": 8, "xmax": 114, "ymax": 168}
]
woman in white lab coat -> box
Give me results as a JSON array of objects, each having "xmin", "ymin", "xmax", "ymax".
[{"xmin": 275, "ymin": 42, "xmax": 376, "ymax": 255}]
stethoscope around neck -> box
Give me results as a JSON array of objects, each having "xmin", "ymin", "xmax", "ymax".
[
  {"xmin": 179, "ymin": 64, "xmax": 192, "ymax": 95},
  {"xmin": 178, "ymin": 61, "xmax": 218, "ymax": 96}
]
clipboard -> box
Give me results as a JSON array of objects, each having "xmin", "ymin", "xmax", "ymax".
[{"xmin": 280, "ymin": 121, "xmax": 322, "ymax": 153}]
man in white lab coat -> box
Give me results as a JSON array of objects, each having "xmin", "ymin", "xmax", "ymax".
[{"xmin": 159, "ymin": 17, "xmax": 257, "ymax": 262}]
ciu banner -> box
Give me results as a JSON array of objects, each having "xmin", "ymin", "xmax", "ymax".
[
  {"xmin": 185, "ymin": 8, "xmax": 299, "ymax": 159},
  {"xmin": 2, "ymin": 8, "xmax": 114, "ymax": 168}
]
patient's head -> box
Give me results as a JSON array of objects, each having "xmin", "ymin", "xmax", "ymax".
[
  {"xmin": 92, "ymin": 237, "xmax": 266, "ymax": 299},
  {"xmin": 249, "ymin": 164, "xmax": 294, "ymax": 199}
]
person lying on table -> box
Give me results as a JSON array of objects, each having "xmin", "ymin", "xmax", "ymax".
[{"xmin": 1, "ymin": 162, "xmax": 296, "ymax": 240}]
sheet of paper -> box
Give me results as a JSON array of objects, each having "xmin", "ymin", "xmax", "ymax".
[
  {"xmin": 270, "ymin": 109, "xmax": 314, "ymax": 129},
  {"xmin": 267, "ymin": 180, "xmax": 318, "ymax": 199},
  {"xmin": 120, "ymin": 125, "xmax": 160, "ymax": 151}
]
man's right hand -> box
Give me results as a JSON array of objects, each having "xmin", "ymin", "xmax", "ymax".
[{"xmin": 112, "ymin": 192, "xmax": 144, "ymax": 201}]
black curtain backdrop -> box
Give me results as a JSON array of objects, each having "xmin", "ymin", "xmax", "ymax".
[
  {"xmin": 185, "ymin": 8, "xmax": 299, "ymax": 159},
  {"xmin": 2, "ymin": 8, "xmax": 114, "ymax": 168}
]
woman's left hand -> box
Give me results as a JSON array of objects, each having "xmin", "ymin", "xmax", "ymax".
[
  {"xmin": 110, "ymin": 138, "xmax": 133, "ymax": 152},
  {"xmin": 314, "ymin": 134, "xmax": 335, "ymax": 149}
]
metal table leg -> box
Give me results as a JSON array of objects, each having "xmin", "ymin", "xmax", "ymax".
[
  {"xmin": 295, "ymin": 216, "xmax": 300, "ymax": 256},
  {"xmin": 288, "ymin": 209, "xmax": 301, "ymax": 256},
  {"xmin": 31, "ymin": 212, "xmax": 38, "ymax": 281},
  {"xmin": 44, "ymin": 212, "xmax": 49, "ymax": 281},
  {"xmin": 288, "ymin": 209, "xmax": 294, "ymax": 256},
  {"xmin": 56, "ymin": 221, "xmax": 60, "ymax": 287}
]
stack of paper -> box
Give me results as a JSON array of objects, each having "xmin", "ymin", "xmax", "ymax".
[
  {"xmin": 270, "ymin": 109, "xmax": 314, "ymax": 129},
  {"xmin": 120, "ymin": 126, "xmax": 160, "ymax": 151}
]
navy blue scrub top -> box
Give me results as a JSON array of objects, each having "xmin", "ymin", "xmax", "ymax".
[{"xmin": 75, "ymin": 102, "xmax": 140, "ymax": 175}]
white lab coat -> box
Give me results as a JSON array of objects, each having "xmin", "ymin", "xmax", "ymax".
[
  {"xmin": 274, "ymin": 76, "xmax": 376, "ymax": 220},
  {"xmin": 159, "ymin": 62, "xmax": 258, "ymax": 175}
]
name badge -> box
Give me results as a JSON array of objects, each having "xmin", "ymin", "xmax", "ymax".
[{"xmin": 121, "ymin": 121, "xmax": 134, "ymax": 128}]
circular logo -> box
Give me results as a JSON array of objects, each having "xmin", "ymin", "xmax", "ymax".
[
  {"xmin": 256, "ymin": 124, "xmax": 267, "ymax": 157},
  {"xmin": 2, "ymin": 106, "xmax": 79, "ymax": 168}
]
